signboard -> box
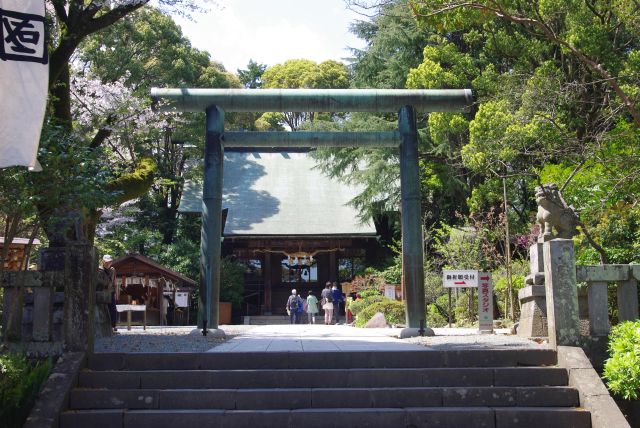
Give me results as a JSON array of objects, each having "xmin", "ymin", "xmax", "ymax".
[
  {"xmin": 174, "ymin": 292, "xmax": 189, "ymax": 308},
  {"xmin": 384, "ymin": 285, "xmax": 396, "ymax": 299},
  {"xmin": 442, "ymin": 270, "xmax": 479, "ymax": 288},
  {"xmin": 477, "ymin": 273, "xmax": 493, "ymax": 333}
]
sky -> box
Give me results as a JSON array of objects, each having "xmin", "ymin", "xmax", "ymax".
[{"xmin": 172, "ymin": 0, "xmax": 368, "ymax": 73}]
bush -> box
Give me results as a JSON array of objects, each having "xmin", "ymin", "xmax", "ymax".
[
  {"xmin": 358, "ymin": 288, "xmax": 382, "ymax": 299},
  {"xmin": 380, "ymin": 256, "xmax": 401, "ymax": 284},
  {"xmin": 453, "ymin": 291, "xmax": 475, "ymax": 325},
  {"xmin": 355, "ymin": 298, "xmax": 405, "ymax": 327},
  {"xmin": 349, "ymin": 294, "xmax": 384, "ymax": 317},
  {"xmin": 0, "ymin": 353, "xmax": 51, "ymax": 428},
  {"xmin": 603, "ymin": 321, "xmax": 640, "ymax": 399},
  {"xmin": 427, "ymin": 303, "xmax": 448, "ymax": 327}
]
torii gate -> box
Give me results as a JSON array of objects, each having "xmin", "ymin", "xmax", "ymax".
[{"xmin": 151, "ymin": 88, "xmax": 472, "ymax": 335}]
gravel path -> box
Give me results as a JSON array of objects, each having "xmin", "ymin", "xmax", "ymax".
[
  {"xmin": 406, "ymin": 328, "xmax": 548, "ymax": 350},
  {"xmin": 93, "ymin": 325, "xmax": 547, "ymax": 353},
  {"xmin": 93, "ymin": 325, "xmax": 258, "ymax": 353}
]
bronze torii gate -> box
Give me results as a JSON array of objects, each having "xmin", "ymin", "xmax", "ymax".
[{"xmin": 151, "ymin": 88, "xmax": 472, "ymax": 334}]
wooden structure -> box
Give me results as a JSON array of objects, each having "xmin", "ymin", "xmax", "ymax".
[
  {"xmin": 0, "ymin": 237, "xmax": 41, "ymax": 270},
  {"xmin": 223, "ymin": 236, "xmax": 378, "ymax": 316},
  {"xmin": 181, "ymin": 151, "xmax": 379, "ymax": 316},
  {"xmin": 111, "ymin": 254, "xmax": 196, "ymax": 325}
]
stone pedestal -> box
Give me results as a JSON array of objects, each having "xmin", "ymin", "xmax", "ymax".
[
  {"xmin": 518, "ymin": 243, "xmax": 548, "ymax": 337},
  {"xmin": 518, "ymin": 285, "xmax": 547, "ymax": 337},
  {"xmin": 544, "ymin": 239, "xmax": 580, "ymax": 348},
  {"xmin": 42, "ymin": 245, "xmax": 97, "ymax": 352}
]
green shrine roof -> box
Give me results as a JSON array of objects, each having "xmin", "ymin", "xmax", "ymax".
[{"xmin": 179, "ymin": 151, "xmax": 376, "ymax": 237}]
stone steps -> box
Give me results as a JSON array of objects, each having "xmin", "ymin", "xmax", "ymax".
[
  {"xmin": 86, "ymin": 349, "xmax": 558, "ymax": 370},
  {"xmin": 60, "ymin": 350, "xmax": 591, "ymax": 428},
  {"xmin": 60, "ymin": 407, "xmax": 590, "ymax": 428},
  {"xmin": 68, "ymin": 386, "xmax": 580, "ymax": 410},
  {"xmin": 77, "ymin": 367, "xmax": 569, "ymax": 389}
]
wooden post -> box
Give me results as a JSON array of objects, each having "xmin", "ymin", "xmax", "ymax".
[
  {"xmin": 448, "ymin": 288, "xmax": 452, "ymax": 327},
  {"xmin": 329, "ymin": 251, "xmax": 337, "ymax": 283},
  {"xmin": 264, "ymin": 252, "xmax": 272, "ymax": 314}
]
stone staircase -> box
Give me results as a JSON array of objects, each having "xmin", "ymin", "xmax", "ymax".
[{"xmin": 60, "ymin": 349, "xmax": 591, "ymax": 427}]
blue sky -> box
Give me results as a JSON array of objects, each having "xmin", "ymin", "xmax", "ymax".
[{"xmin": 173, "ymin": 0, "xmax": 368, "ymax": 73}]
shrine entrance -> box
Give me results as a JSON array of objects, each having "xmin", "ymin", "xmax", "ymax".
[{"xmin": 150, "ymin": 88, "xmax": 472, "ymax": 333}]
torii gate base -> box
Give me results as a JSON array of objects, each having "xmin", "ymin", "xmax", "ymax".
[{"xmin": 151, "ymin": 88, "xmax": 472, "ymax": 335}]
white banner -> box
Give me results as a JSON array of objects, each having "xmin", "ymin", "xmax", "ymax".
[{"xmin": 0, "ymin": 0, "xmax": 47, "ymax": 169}]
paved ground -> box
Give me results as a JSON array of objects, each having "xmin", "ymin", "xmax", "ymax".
[{"xmin": 94, "ymin": 324, "xmax": 548, "ymax": 353}]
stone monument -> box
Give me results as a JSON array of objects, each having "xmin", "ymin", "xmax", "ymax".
[{"xmin": 518, "ymin": 184, "xmax": 579, "ymax": 338}]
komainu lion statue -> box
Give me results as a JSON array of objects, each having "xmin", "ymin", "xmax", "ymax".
[{"xmin": 535, "ymin": 183, "xmax": 579, "ymax": 241}]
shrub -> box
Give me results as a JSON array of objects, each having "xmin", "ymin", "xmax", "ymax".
[
  {"xmin": 349, "ymin": 294, "xmax": 384, "ymax": 317},
  {"xmin": 380, "ymin": 256, "xmax": 401, "ymax": 284},
  {"xmin": 0, "ymin": 353, "xmax": 52, "ymax": 428},
  {"xmin": 358, "ymin": 288, "xmax": 382, "ymax": 299},
  {"xmin": 603, "ymin": 320, "xmax": 640, "ymax": 399},
  {"xmin": 453, "ymin": 291, "xmax": 474, "ymax": 324},
  {"xmin": 427, "ymin": 303, "xmax": 448, "ymax": 327},
  {"xmin": 344, "ymin": 276, "xmax": 385, "ymax": 295},
  {"xmin": 355, "ymin": 298, "xmax": 405, "ymax": 327}
]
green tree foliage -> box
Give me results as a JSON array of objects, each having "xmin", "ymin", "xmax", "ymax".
[
  {"xmin": 260, "ymin": 59, "xmax": 350, "ymax": 130},
  {"xmin": 313, "ymin": 1, "xmax": 471, "ymax": 239},
  {"xmin": 237, "ymin": 60, "xmax": 267, "ymax": 89},
  {"xmin": 401, "ymin": 0, "xmax": 640, "ymax": 263},
  {"xmin": 349, "ymin": 1, "xmax": 432, "ymax": 89},
  {"xmin": 79, "ymin": 7, "xmax": 242, "ymax": 248},
  {"xmin": 9, "ymin": 1, "xmax": 209, "ymax": 247},
  {"xmin": 411, "ymin": 0, "xmax": 640, "ymax": 127}
]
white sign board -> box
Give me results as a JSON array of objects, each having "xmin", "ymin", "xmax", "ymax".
[
  {"xmin": 174, "ymin": 292, "xmax": 189, "ymax": 308},
  {"xmin": 477, "ymin": 272, "xmax": 493, "ymax": 333},
  {"xmin": 384, "ymin": 285, "xmax": 396, "ymax": 299},
  {"xmin": 442, "ymin": 270, "xmax": 479, "ymax": 288}
]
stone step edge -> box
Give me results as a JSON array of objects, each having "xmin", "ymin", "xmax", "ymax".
[
  {"xmin": 60, "ymin": 407, "xmax": 592, "ymax": 428},
  {"xmin": 67, "ymin": 386, "xmax": 580, "ymax": 410},
  {"xmin": 87, "ymin": 349, "xmax": 557, "ymax": 371}
]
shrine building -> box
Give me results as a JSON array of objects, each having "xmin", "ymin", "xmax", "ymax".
[{"xmin": 180, "ymin": 150, "xmax": 379, "ymax": 316}]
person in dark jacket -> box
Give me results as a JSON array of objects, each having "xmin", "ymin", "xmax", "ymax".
[
  {"xmin": 331, "ymin": 282, "xmax": 344, "ymax": 324},
  {"xmin": 286, "ymin": 289, "xmax": 301, "ymax": 324}
]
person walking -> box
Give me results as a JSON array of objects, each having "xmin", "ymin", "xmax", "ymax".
[
  {"xmin": 295, "ymin": 292, "xmax": 305, "ymax": 324},
  {"xmin": 321, "ymin": 282, "xmax": 334, "ymax": 324},
  {"xmin": 286, "ymin": 289, "xmax": 300, "ymax": 324},
  {"xmin": 306, "ymin": 290, "xmax": 319, "ymax": 324},
  {"xmin": 98, "ymin": 255, "xmax": 117, "ymax": 332},
  {"xmin": 332, "ymin": 282, "xmax": 344, "ymax": 324}
]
